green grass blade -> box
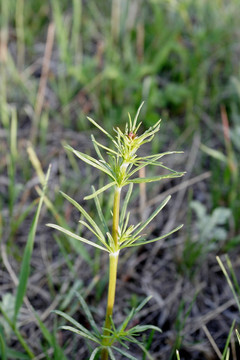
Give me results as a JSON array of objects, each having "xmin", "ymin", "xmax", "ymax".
[
  {"xmin": 6, "ymin": 348, "xmax": 29, "ymax": 359},
  {"xmin": 9, "ymin": 199, "xmax": 38, "ymax": 238},
  {"xmin": 75, "ymin": 292, "xmax": 101, "ymax": 336},
  {"xmin": 216, "ymin": 256, "xmax": 240, "ymax": 312},
  {"xmin": 71, "ymin": 0, "xmax": 82, "ymax": 60},
  {"xmin": 143, "ymin": 329, "xmax": 155, "ymax": 360},
  {"xmin": 46, "ymin": 224, "xmax": 109, "ymax": 252},
  {"xmin": 201, "ymin": 144, "xmax": 227, "ymax": 163},
  {"xmin": 33, "ymin": 311, "xmax": 53, "ymax": 346},
  {"xmin": 0, "ymin": 306, "xmax": 34, "ymax": 358},
  {"xmin": 35, "ymin": 311, "xmax": 67, "ymax": 359},
  {"xmin": 14, "ymin": 165, "xmax": 51, "ymax": 324},
  {"xmin": 84, "ymin": 181, "xmax": 115, "ymax": 200},
  {"xmin": 236, "ymin": 329, "xmax": 240, "ymax": 345},
  {"xmin": 225, "ymin": 255, "xmax": 240, "ymax": 296},
  {"xmin": 0, "ymin": 333, "xmax": 7, "ymax": 360},
  {"xmin": 221, "ymin": 320, "xmax": 235, "ymax": 360}
]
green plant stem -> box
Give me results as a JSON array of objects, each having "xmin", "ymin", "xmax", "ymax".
[
  {"xmin": 112, "ymin": 187, "xmax": 121, "ymax": 248},
  {"xmin": 101, "ymin": 187, "xmax": 121, "ymax": 360},
  {"xmin": 0, "ymin": 306, "xmax": 35, "ymax": 358}
]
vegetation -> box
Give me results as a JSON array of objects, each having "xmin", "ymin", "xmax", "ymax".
[{"xmin": 0, "ymin": 0, "xmax": 240, "ymax": 359}]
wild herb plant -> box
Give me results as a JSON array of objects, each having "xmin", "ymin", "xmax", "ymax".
[{"xmin": 47, "ymin": 103, "xmax": 185, "ymax": 359}]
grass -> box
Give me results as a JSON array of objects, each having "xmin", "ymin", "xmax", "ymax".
[{"xmin": 0, "ymin": 0, "xmax": 240, "ymax": 359}]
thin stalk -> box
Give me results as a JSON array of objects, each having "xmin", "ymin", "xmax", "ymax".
[
  {"xmin": 101, "ymin": 187, "xmax": 121, "ymax": 360},
  {"xmin": 16, "ymin": 0, "xmax": 25, "ymax": 70},
  {"xmin": 0, "ymin": 306, "xmax": 35, "ymax": 358},
  {"xmin": 112, "ymin": 187, "xmax": 121, "ymax": 248}
]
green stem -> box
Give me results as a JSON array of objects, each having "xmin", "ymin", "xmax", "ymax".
[
  {"xmin": 112, "ymin": 187, "xmax": 121, "ymax": 248},
  {"xmin": 101, "ymin": 187, "xmax": 121, "ymax": 360},
  {"xmin": 0, "ymin": 306, "xmax": 35, "ymax": 358}
]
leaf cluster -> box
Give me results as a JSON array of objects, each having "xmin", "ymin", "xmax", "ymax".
[
  {"xmin": 47, "ymin": 105, "xmax": 184, "ymax": 254},
  {"xmin": 47, "ymin": 189, "xmax": 183, "ymax": 254},
  {"xmin": 65, "ymin": 102, "xmax": 184, "ymax": 199},
  {"xmin": 55, "ymin": 293, "xmax": 160, "ymax": 360}
]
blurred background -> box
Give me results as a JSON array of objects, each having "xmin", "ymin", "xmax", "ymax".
[{"xmin": 0, "ymin": 0, "xmax": 240, "ymax": 359}]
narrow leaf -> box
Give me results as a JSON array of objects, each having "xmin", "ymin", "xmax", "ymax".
[
  {"xmin": 92, "ymin": 137, "xmax": 119, "ymax": 156},
  {"xmin": 60, "ymin": 191, "xmax": 105, "ymax": 241},
  {"xmin": 91, "ymin": 135, "xmax": 106, "ymax": 162},
  {"xmin": 74, "ymin": 292, "xmax": 101, "ymax": 336},
  {"xmin": 108, "ymin": 348, "xmax": 117, "ymax": 360},
  {"xmin": 176, "ymin": 350, "xmax": 181, "ymax": 360},
  {"xmin": 221, "ymin": 320, "xmax": 235, "ymax": 360},
  {"xmin": 89, "ymin": 347, "xmax": 102, "ymax": 360},
  {"xmin": 134, "ymin": 196, "xmax": 171, "ymax": 237},
  {"xmin": 136, "ymin": 296, "xmax": 152, "ymax": 313},
  {"xmin": 0, "ymin": 306, "xmax": 35, "ymax": 358},
  {"xmin": 225, "ymin": 255, "xmax": 240, "ymax": 297},
  {"xmin": 126, "ymin": 224, "xmax": 183, "ymax": 248},
  {"xmin": 119, "ymin": 183, "xmax": 133, "ymax": 229},
  {"xmin": 0, "ymin": 333, "xmax": 7, "ymax": 360},
  {"xmin": 133, "ymin": 102, "xmax": 144, "ymax": 129},
  {"xmin": 14, "ymin": 165, "xmax": 51, "ymax": 324},
  {"xmin": 79, "ymin": 220, "xmax": 111, "ymax": 252},
  {"xmin": 142, "ymin": 151, "xmax": 184, "ymax": 160},
  {"xmin": 92, "ymin": 187, "xmax": 110, "ymax": 235},
  {"xmin": 127, "ymin": 172, "xmax": 185, "ymax": 184},
  {"xmin": 118, "ymin": 308, "xmax": 135, "ymax": 333},
  {"xmin": 65, "ymin": 145, "xmax": 114, "ymax": 179},
  {"xmin": 127, "ymin": 336, "xmax": 154, "ymax": 360},
  {"xmin": 60, "ymin": 326, "xmax": 101, "ymax": 344},
  {"xmin": 5, "ymin": 348, "xmax": 29, "ymax": 359},
  {"xmin": 128, "ymin": 153, "xmax": 168, "ymax": 177},
  {"xmin": 201, "ymin": 144, "xmax": 227, "ymax": 163},
  {"xmin": 236, "ymin": 329, "xmax": 240, "ymax": 346},
  {"xmin": 54, "ymin": 310, "xmax": 98, "ymax": 340},
  {"xmin": 112, "ymin": 346, "xmax": 141, "ymax": 360},
  {"xmin": 87, "ymin": 117, "xmax": 114, "ymax": 141},
  {"xmin": 217, "ymin": 256, "xmax": 240, "ymax": 312},
  {"xmin": 47, "ymin": 224, "xmax": 108, "ymax": 252},
  {"xmin": 129, "ymin": 325, "xmax": 162, "ymax": 334},
  {"xmin": 34, "ymin": 312, "xmax": 53, "ymax": 345},
  {"xmin": 84, "ymin": 182, "xmax": 115, "ymax": 200}
]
